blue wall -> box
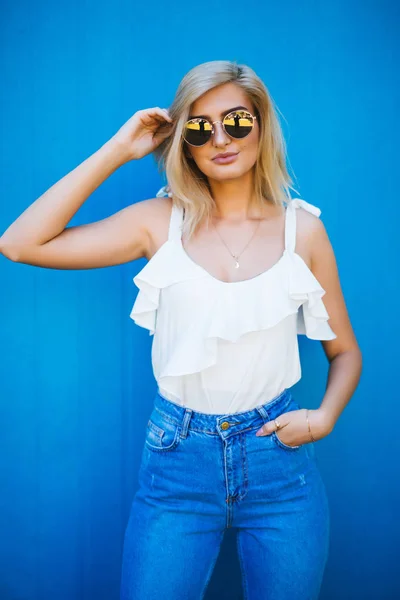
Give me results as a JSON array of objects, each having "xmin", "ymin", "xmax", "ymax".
[{"xmin": 1, "ymin": 1, "xmax": 399, "ymax": 598}]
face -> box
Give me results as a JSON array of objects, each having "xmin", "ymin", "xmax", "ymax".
[{"xmin": 184, "ymin": 82, "xmax": 260, "ymax": 182}]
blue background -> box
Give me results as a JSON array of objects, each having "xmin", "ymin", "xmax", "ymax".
[{"xmin": 1, "ymin": 1, "xmax": 399, "ymax": 598}]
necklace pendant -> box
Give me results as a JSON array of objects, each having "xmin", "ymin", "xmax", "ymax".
[{"xmin": 212, "ymin": 219, "xmax": 261, "ymax": 274}]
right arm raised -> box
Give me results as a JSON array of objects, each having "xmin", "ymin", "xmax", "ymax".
[
  {"xmin": 0, "ymin": 107, "xmax": 174, "ymax": 268},
  {"xmin": 0, "ymin": 194, "xmax": 165, "ymax": 269}
]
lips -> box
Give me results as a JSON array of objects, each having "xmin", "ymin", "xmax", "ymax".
[{"xmin": 212, "ymin": 152, "xmax": 238, "ymax": 160}]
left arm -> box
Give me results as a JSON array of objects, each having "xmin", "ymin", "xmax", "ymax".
[
  {"xmin": 308, "ymin": 216, "xmax": 363, "ymax": 437},
  {"xmin": 255, "ymin": 211, "xmax": 362, "ymax": 443}
]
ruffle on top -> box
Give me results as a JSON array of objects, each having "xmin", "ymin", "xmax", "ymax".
[
  {"xmin": 129, "ymin": 239, "xmax": 207, "ymax": 335},
  {"xmin": 129, "ymin": 193, "xmax": 336, "ymax": 378},
  {"xmin": 286, "ymin": 198, "xmax": 336, "ymax": 340},
  {"xmin": 287, "ymin": 250, "xmax": 336, "ymax": 340}
]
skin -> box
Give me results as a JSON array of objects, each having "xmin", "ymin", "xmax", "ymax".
[{"xmin": 0, "ymin": 83, "xmax": 362, "ymax": 446}]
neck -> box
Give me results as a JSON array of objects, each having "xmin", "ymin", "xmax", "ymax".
[{"xmin": 207, "ymin": 170, "xmax": 258, "ymax": 221}]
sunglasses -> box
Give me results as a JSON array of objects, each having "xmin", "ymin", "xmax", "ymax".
[{"xmin": 182, "ymin": 109, "xmax": 257, "ymax": 147}]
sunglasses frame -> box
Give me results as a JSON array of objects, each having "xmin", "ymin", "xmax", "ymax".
[{"xmin": 182, "ymin": 109, "xmax": 257, "ymax": 147}]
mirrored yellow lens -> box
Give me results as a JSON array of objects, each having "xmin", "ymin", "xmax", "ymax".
[
  {"xmin": 223, "ymin": 111, "xmax": 254, "ymax": 138},
  {"xmin": 184, "ymin": 118, "xmax": 212, "ymax": 146}
]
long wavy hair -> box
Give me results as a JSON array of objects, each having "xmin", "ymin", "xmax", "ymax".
[{"xmin": 153, "ymin": 60, "xmax": 299, "ymax": 239}]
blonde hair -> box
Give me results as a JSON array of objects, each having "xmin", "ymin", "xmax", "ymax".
[{"xmin": 153, "ymin": 60, "xmax": 299, "ymax": 239}]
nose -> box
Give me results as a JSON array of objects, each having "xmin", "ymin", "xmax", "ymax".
[{"xmin": 212, "ymin": 120, "xmax": 231, "ymax": 147}]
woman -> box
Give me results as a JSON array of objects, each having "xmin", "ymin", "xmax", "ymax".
[{"xmin": 1, "ymin": 60, "xmax": 362, "ymax": 599}]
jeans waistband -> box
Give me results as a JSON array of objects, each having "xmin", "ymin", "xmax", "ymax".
[{"xmin": 153, "ymin": 388, "xmax": 294, "ymax": 437}]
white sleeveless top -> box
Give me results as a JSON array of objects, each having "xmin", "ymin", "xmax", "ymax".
[{"xmin": 130, "ymin": 189, "xmax": 337, "ymax": 414}]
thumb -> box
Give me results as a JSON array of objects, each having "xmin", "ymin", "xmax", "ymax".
[
  {"xmin": 152, "ymin": 128, "xmax": 173, "ymax": 147},
  {"xmin": 255, "ymin": 421, "xmax": 274, "ymax": 437},
  {"xmin": 255, "ymin": 418, "xmax": 288, "ymax": 437}
]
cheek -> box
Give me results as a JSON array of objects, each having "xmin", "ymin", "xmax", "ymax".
[
  {"xmin": 245, "ymin": 135, "xmax": 260, "ymax": 164},
  {"xmin": 246, "ymin": 129, "xmax": 260, "ymax": 152},
  {"xmin": 237, "ymin": 125, "xmax": 259, "ymax": 155},
  {"xmin": 238, "ymin": 137, "xmax": 259, "ymax": 164},
  {"xmin": 189, "ymin": 150, "xmax": 211, "ymax": 172},
  {"xmin": 190, "ymin": 147, "xmax": 207, "ymax": 162}
]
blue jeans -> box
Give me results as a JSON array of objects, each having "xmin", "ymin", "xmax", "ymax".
[{"xmin": 120, "ymin": 388, "xmax": 330, "ymax": 600}]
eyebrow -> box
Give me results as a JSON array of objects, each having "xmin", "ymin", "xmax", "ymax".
[{"xmin": 188, "ymin": 105, "xmax": 250, "ymax": 120}]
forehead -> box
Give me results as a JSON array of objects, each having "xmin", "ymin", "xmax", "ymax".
[{"xmin": 190, "ymin": 82, "xmax": 253, "ymax": 116}]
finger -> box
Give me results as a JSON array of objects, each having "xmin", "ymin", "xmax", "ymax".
[
  {"xmin": 140, "ymin": 112, "xmax": 172, "ymax": 131},
  {"xmin": 255, "ymin": 419, "xmax": 288, "ymax": 437},
  {"xmin": 157, "ymin": 118, "xmax": 174, "ymax": 129},
  {"xmin": 153, "ymin": 130, "xmax": 173, "ymax": 143},
  {"xmin": 255, "ymin": 422, "xmax": 272, "ymax": 437},
  {"xmin": 152, "ymin": 127, "xmax": 174, "ymax": 145},
  {"xmin": 161, "ymin": 108, "xmax": 173, "ymax": 121},
  {"xmin": 148, "ymin": 115, "xmax": 173, "ymax": 129},
  {"xmin": 147, "ymin": 107, "xmax": 173, "ymax": 122}
]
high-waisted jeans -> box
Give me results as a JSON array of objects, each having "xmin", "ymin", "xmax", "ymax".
[{"xmin": 120, "ymin": 387, "xmax": 330, "ymax": 600}]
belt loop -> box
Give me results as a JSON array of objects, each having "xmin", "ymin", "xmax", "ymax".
[
  {"xmin": 180, "ymin": 408, "xmax": 192, "ymax": 439},
  {"xmin": 256, "ymin": 405, "xmax": 270, "ymax": 424}
]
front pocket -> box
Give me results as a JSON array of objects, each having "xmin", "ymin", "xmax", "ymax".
[
  {"xmin": 270, "ymin": 396, "xmax": 303, "ymax": 451},
  {"xmin": 145, "ymin": 411, "xmax": 181, "ymax": 453},
  {"xmin": 272, "ymin": 430, "xmax": 302, "ymax": 451}
]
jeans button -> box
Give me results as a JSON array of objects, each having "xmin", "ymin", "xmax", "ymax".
[{"xmin": 221, "ymin": 421, "xmax": 230, "ymax": 430}]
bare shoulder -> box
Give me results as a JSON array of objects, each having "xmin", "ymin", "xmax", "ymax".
[
  {"xmin": 295, "ymin": 204, "xmax": 361, "ymax": 358},
  {"xmin": 133, "ymin": 195, "xmax": 173, "ymax": 259},
  {"xmin": 294, "ymin": 205, "xmax": 328, "ymax": 267}
]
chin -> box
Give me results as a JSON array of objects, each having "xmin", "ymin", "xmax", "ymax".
[
  {"xmin": 208, "ymin": 161, "xmax": 244, "ymax": 173},
  {"xmin": 208, "ymin": 167, "xmax": 241, "ymax": 178},
  {"xmin": 216, "ymin": 163, "xmax": 253, "ymax": 176}
]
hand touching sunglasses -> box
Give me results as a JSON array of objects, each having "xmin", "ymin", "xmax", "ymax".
[{"xmin": 182, "ymin": 109, "xmax": 257, "ymax": 147}]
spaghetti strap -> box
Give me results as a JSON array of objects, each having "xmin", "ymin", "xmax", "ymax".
[
  {"xmin": 284, "ymin": 201, "xmax": 297, "ymax": 254},
  {"xmin": 155, "ymin": 184, "xmax": 184, "ymax": 242},
  {"xmin": 168, "ymin": 203, "xmax": 184, "ymax": 241},
  {"xmin": 285, "ymin": 197, "xmax": 322, "ymax": 254}
]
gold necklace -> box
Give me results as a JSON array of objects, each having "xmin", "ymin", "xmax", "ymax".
[{"xmin": 212, "ymin": 218, "xmax": 261, "ymax": 269}]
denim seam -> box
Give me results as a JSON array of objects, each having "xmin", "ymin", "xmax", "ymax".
[
  {"xmin": 147, "ymin": 420, "xmax": 163, "ymax": 437},
  {"xmin": 145, "ymin": 429, "xmax": 180, "ymax": 452},
  {"xmin": 185, "ymin": 425, "xmax": 261, "ymax": 436},
  {"xmin": 237, "ymin": 433, "xmax": 249, "ymax": 501},
  {"xmin": 236, "ymin": 532, "xmax": 249, "ymax": 600},
  {"xmin": 272, "ymin": 430, "xmax": 302, "ymax": 451},
  {"xmin": 199, "ymin": 540, "xmax": 224, "ymax": 600},
  {"xmin": 154, "ymin": 406, "xmax": 180, "ymax": 426}
]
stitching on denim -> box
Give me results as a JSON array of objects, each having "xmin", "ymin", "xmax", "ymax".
[
  {"xmin": 237, "ymin": 433, "xmax": 249, "ymax": 501},
  {"xmin": 145, "ymin": 428, "xmax": 180, "ymax": 452},
  {"xmin": 154, "ymin": 406, "xmax": 180, "ymax": 426},
  {"xmin": 147, "ymin": 419, "xmax": 163, "ymax": 437},
  {"xmin": 152, "ymin": 413, "xmax": 265, "ymax": 437},
  {"xmin": 236, "ymin": 532, "xmax": 249, "ymax": 600},
  {"xmin": 186, "ymin": 425, "xmax": 260, "ymax": 435},
  {"xmin": 199, "ymin": 540, "xmax": 223, "ymax": 600},
  {"xmin": 272, "ymin": 430, "xmax": 301, "ymax": 451}
]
